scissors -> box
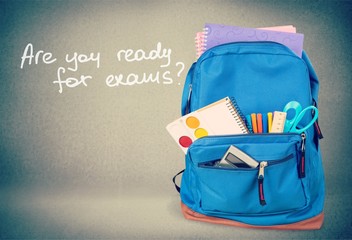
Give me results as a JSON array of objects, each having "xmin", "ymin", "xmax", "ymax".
[{"xmin": 283, "ymin": 101, "xmax": 319, "ymax": 134}]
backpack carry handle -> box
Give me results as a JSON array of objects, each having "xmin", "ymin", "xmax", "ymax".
[{"xmin": 172, "ymin": 169, "xmax": 185, "ymax": 193}]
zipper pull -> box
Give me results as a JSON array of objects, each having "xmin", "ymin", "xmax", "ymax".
[
  {"xmin": 314, "ymin": 120, "xmax": 324, "ymax": 139},
  {"xmin": 258, "ymin": 161, "xmax": 267, "ymax": 179},
  {"xmin": 299, "ymin": 133, "xmax": 306, "ymax": 178},
  {"xmin": 258, "ymin": 161, "xmax": 268, "ymax": 206},
  {"xmin": 312, "ymin": 100, "xmax": 324, "ymax": 139}
]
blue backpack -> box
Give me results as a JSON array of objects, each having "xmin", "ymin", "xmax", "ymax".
[{"xmin": 174, "ymin": 42, "xmax": 325, "ymax": 230}]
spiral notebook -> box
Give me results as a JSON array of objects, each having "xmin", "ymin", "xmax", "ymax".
[
  {"xmin": 195, "ymin": 23, "xmax": 303, "ymax": 58},
  {"xmin": 166, "ymin": 97, "xmax": 248, "ymax": 153}
]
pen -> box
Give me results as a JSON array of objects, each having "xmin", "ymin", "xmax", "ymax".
[
  {"xmin": 246, "ymin": 115, "xmax": 253, "ymax": 133},
  {"xmin": 267, "ymin": 112, "xmax": 273, "ymax": 133},
  {"xmin": 262, "ymin": 113, "xmax": 268, "ymax": 133},
  {"xmin": 257, "ymin": 113, "xmax": 263, "ymax": 133},
  {"xmin": 251, "ymin": 113, "xmax": 258, "ymax": 133}
]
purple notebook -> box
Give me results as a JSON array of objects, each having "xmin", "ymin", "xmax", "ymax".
[{"xmin": 204, "ymin": 23, "xmax": 304, "ymax": 57}]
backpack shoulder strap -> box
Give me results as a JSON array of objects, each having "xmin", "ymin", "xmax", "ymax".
[
  {"xmin": 181, "ymin": 62, "xmax": 196, "ymax": 115},
  {"xmin": 302, "ymin": 51, "xmax": 319, "ymax": 103}
]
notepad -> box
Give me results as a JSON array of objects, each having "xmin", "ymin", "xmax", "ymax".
[
  {"xmin": 166, "ymin": 97, "xmax": 249, "ymax": 153},
  {"xmin": 259, "ymin": 25, "xmax": 297, "ymax": 33},
  {"xmin": 195, "ymin": 23, "xmax": 304, "ymax": 58}
]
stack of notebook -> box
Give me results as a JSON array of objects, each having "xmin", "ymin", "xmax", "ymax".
[{"xmin": 195, "ymin": 23, "xmax": 304, "ymax": 59}]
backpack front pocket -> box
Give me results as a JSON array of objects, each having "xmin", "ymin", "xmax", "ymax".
[{"xmin": 187, "ymin": 134, "xmax": 307, "ymax": 216}]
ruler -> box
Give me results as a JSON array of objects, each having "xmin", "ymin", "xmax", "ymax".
[{"xmin": 270, "ymin": 111, "xmax": 287, "ymax": 133}]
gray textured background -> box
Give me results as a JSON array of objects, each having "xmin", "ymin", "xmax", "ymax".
[{"xmin": 1, "ymin": 0, "xmax": 351, "ymax": 239}]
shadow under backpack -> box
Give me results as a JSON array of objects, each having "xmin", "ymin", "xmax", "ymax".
[{"xmin": 173, "ymin": 42, "xmax": 325, "ymax": 230}]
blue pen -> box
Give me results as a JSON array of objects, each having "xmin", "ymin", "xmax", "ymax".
[{"xmin": 245, "ymin": 115, "xmax": 253, "ymax": 133}]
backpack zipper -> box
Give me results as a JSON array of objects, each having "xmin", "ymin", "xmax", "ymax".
[
  {"xmin": 198, "ymin": 41, "xmax": 297, "ymax": 62},
  {"xmin": 299, "ymin": 133, "xmax": 306, "ymax": 178},
  {"xmin": 189, "ymin": 132, "xmax": 301, "ymax": 150},
  {"xmin": 258, "ymin": 161, "xmax": 268, "ymax": 206},
  {"xmin": 257, "ymin": 133, "xmax": 306, "ymax": 206},
  {"xmin": 256, "ymin": 154, "xmax": 293, "ymax": 206}
]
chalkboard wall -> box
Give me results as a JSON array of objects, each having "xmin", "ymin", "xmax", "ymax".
[{"xmin": 1, "ymin": 0, "xmax": 351, "ymax": 238}]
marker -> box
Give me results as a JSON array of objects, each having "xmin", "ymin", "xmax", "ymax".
[
  {"xmin": 262, "ymin": 113, "xmax": 268, "ymax": 133},
  {"xmin": 257, "ymin": 113, "xmax": 263, "ymax": 133},
  {"xmin": 267, "ymin": 112, "xmax": 273, "ymax": 133},
  {"xmin": 246, "ymin": 115, "xmax": 253, "ymax": 133},
  {"xmin": 251, "ymin": 113, "xmax": 258, "ymax": 133}
]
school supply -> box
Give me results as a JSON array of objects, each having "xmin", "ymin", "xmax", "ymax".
[
  {"xmin": 172, "ymin": 29, "xmax": 324, "ymax": 230},
  {"xmin": 195, "ymin": 32, "xmax": 206, "ymax": 59},
  {"xmin": 247, "ymin": 112, "xmax": 271, "ymax": 133},
  {"xmin": 195, "ymin": 23, "xmax": 304, "ymax": 58},
  {"xmin": 166, "ymin": 97, "xmax": 248, "ymax": 153},
  {"xmin": 262, "ymin": 113, "xmax": 268, "ymax": 133},
  {"xmin": 217, "ymin": 145, "xmax": 259, "ymax": 169},
  {"xmin": 250, "ymin": 113, "xmax": 258, "ymax": 133},
  {"xmin": 256, "ymin": 113, "xmax": 263, "ymax": 133},
  {"xmin": 195, "ymin": 25, "xmax": 296, "ymax": 59},
  {"xmin": 259, "ymin": 25, "xmax": 297, "ymax": 33},
  {"xmin": 267, "ymin": 112, "xmax": 273, "ymax": 132},
  {"xmin": 270, "ymin": 111, "xmax": 287, "ymax": 133},
  {"xmin": 283, "ymin": 101, "xmax": 319, "ymax": 134},
  {"xmin": 245, "ymin": 115, "xmax": 253, "ymax": 133}
]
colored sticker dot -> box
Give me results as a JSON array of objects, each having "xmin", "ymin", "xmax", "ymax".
[
  {"xmin": 179, "ymin": 136, "xmax": 193, "ymax": 148},
  {"xmin": 186, "ymin": 116, "xmax": 200, "ymax": 129},
  {"xmin": 194, "ymin": 128, "xmax": 208, "ymax": 138}
]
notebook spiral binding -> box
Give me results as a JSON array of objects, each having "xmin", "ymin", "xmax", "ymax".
[
  {"xmin": 226, "ymin": 97, "xmax": 249, "ymax": 134},
  {"xmin": 194, "ymin": 28, "xmax": 209, "ymax": 59}
]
